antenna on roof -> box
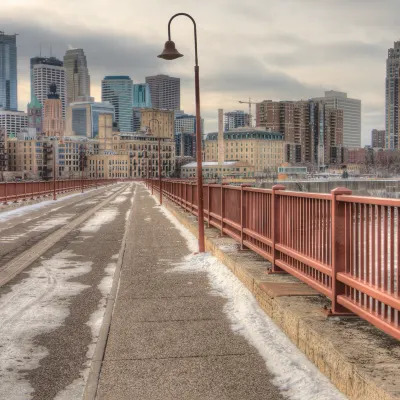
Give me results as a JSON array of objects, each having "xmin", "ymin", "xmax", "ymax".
[
  {"xmin": 50, "ymin": 45, "xmax": 52, "ymax": 57},
  {"xmin": 40, "ymin": 43, "xmax": 42, "ymax": 57}
]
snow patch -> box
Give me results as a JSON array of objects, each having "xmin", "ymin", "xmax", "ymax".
[
  {"xmin": 144, "ymin": 217, "xmax": 151, "ymax": 222},
  {"xmin": 80, "ymin": 207, "xmax": 119, "ymax": 233},
  {"xmin": 30, "ymin": 214, "xmax": 74, "ymax": 232},
  {"xmin": 0, "ymin": 250, "xmax": 92, "ymax": 399},
  {"xmin": 0, "ymin": 233, "xmax": 26, "ymax": 242},
  {"xmin": 111, "ymin": 195, "xmax": 127, "ymax": 204},
  {"xmin": 55, "ymin": 262, "xmax": 117, "ymax": 400}
]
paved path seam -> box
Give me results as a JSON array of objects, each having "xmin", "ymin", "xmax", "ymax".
[
  {"xmin": 0, "ymin": 184, "xmax": 128, "ymax": 288},
  {"xmin": 83, "ymin": 184, "xmax": 136, "ymax": 400}
]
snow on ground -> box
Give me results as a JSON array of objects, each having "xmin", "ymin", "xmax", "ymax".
[
  {"xmin": 155, "ymin": 199, "xmax": 346, "ymax": 400},
  {"xmin": 0, "ymin": 185, "xmax": 120, "ymax": 226},
  {"xmin": 0, "ymin": 250, "xmax": 92, "ymax": 399},
  {"xmin": 110, "ymin": 195, "xmax": 127, "ymax": 204},
  {"xmin": 53, "ymin": 261, "xmax": 117, "ymax": 400},
  {"xmin": 30, "ymin": 214, "xmax": 74, "ymax": 232},
  {"xmin": 80, "ymin": 207, "xmax": 119, "ymax": 233}
]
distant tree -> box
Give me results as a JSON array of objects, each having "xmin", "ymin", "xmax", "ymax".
[{"xmin": 342, "ymin": 170, "xmax": 349, "ymax": 179}]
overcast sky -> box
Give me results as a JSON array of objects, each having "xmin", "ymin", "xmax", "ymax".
[{"xmin": 2, "ymin": 0, "xmax": 400, "ymax": 144}]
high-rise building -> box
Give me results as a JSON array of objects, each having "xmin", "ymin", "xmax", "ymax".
[
  {"xmin": 224, "ymin": 110, "xmax": 250, "ymax": 131},
  {"xmin": 43, "ymin": 83, "xmax": 65, "ymax": 137},
  {"xmin": 101, "ymin": 76, "xmax": 133, "ymax": 133},
  {"xmin": 66, "ymin": 101, "xmax": 114, "ymax": 137},
  {"xmin": 175, "ymin": 132, "xmax": 196, "ymax": 158},
  {"xmin": 133, "ymin": 83, "xmax": 152, "ymax": 108},
  {"xmin": 0, "ymin": 110, "xmax": 28, "ymax": 136},
  {"xmin": 174, "ymin": 113, "xmax": 204, "ymax": 136},
  {"xmin": 27, "ymin": 95, "xmax": 42, "ymax": 134},
  {"xmin": 64, "ymin": 48, "xmax": 92, "ymax": 105},
  {"xmin": 257, "ymin": 99, "xmax": 344, "ymax": 167},
  {"xmin": 372, "ymin": 129, "xmax": 386, "ymax": 148},
  {"xmin": 386, "ymin": 41, "xmax": 400, "ymax": 149},
  {"xmin": 312, "ymin": 91, "xmax": 361, "ymax": 148},
  {"xmin": 0, "ymin": 32, "xmax": 18, "ymax": 111},
  {"xmin": 145, "ymin": 74, "xmax": 180, "ymax": 110},
  {"xmin": 31, "ymin": 56, "xmax": 67, "ymax": 123}
]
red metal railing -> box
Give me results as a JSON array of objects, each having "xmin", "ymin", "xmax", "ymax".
[
  {"xmin": 147, "ymin": 179, "xmax": 400, "ymax": 340},
  {"xmin": 0, "ymin": 179, "xmax": 118, "ymax": 204}
]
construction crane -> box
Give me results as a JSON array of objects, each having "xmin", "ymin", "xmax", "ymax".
[{"xmin": 238, "ymin": 97, "xmax": 258, "ymax": 128}]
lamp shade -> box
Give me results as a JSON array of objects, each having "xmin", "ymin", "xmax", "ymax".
[{"xmin": 157, "ymin": 40, "xmax": 183, "ymax": 60}]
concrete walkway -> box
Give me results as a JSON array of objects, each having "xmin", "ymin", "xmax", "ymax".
[{"xmin": 97, "ymin": 184, "xmax": 283, "ymax": 400}]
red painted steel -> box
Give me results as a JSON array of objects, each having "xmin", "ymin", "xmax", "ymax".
[
  {"xmin": 146, "ymin": 178, "xmax": 400, "ymax": 340},
  {"xmin": 0, "ymin": 179, "xmax": 120, "ymax": 204}
]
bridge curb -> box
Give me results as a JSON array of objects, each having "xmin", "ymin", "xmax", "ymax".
[{"xmin": 162, "ymin": 196, "xmax": 400, "ymax": 400}]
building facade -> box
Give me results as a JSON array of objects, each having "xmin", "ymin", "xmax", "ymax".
[
  {"xmin": 204, "ymin": 128, "xmax": 285, "ymax": 174},
  {"xmin": 141, "ymin": 108, "xmax": 174, "ymax": 139},
  {"xmin": 175, "ymin": 132, "xmax": 196, "ymax": 158},
  {"xmin": 89, "ymin": 114, "xmax": 175, "ymax": 179},
  {"xmin": 386, "ymin": 41, "xmax": 400, "ymax": 149},
  {"xmin": 0, "ymin": 110, "xmax": 28, "ymax": 136},
  {"xmin": 43, "ymin": 84, "xmax": 65, "ymax": 137},
  {"xmin": 63, "ymin": 48, "xmax": 91, "ymax": 105},
  {"xmin": 372, "ymin": 129, "xmax": 386, "ymax": 148},
  {"xmin": 101, "ymin": 76, "xmax": 133, "ymax": 133},
  {"xmin": 27, "ymin": 95, "xmax": 43, "ymax": 134},
  {"xmin": 257, "ymin": 99, "xmax": 344, "ymax": 167},
  {"xmin": 224, "ymin": 110, "xmax": 250, "ymax": 131},
  {"xmin": 174, "ymin": 113, "xmax": 204, "ymax": 136},
  {"xmin": 0, "ymin": 31, "xmax": 18, "ymax": 111},
  {"xmin": 181, "ymin": 160, "xmax": 254, "ymax": 179},
  {"xmin": 32, "ymin": 58, "xmax": 67, "ymax": 122},
  {"xmin": 133, "ymin": 83, "xmax": 152, "ymax": 108},
  {"xmin": 66, "ymin": 101, "xmax": 114, "ymax": 138},
  {"xmin": 145, "ymin": 74, "xmax": 180, "ymax": 110},
  {"xmin": 312, "ymin": 91, "xmax": 361, "ymax": 148}
]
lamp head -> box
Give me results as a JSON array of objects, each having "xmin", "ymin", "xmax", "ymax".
[{"xmin": 157, "ymin": 40, "xmax": 183, "ymax": 60}]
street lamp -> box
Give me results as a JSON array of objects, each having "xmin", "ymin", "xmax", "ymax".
[
  {"xmin": 148, "ymin": 118, "xmax": 162, "ymax": 205},
  {"xmin": 158, "ymin": 13, "xmax": 205, "ymax": 252}
]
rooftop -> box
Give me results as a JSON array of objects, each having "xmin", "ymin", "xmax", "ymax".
[{"xmin": 103, "ymin": 76, "xmax": 131, "ymax": 80}]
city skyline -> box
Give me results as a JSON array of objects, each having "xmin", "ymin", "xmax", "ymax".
[{"xmin": 1, "ymin": 1, "xmax": 400, "ymax": 145}]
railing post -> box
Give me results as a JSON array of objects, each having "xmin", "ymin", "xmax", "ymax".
[
  {"xmin": 330, "ymin": 187, "xmax": 353, "ymax": 315},
  {"xmin": 240, "ymin": 184, "xmax": 252, "ymax": 250},
  {"xmin": 3, "ymin": 182, "xmax": 7, "ymax": 205},
  {"xmin": 14, "ymin": 183, "xmax": 18, "ymax": 203},
  {"xmin": 207, "ymin": 185, "xmax": 211, "ymax": 228},
  {"xmin": 271, "ymin": 185, "xmax": 286, "ymax": 273}
]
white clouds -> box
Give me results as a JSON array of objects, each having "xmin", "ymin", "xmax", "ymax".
[{"xmin": 3, "ymin": 0, "xmax": 399, "ymax": 144}]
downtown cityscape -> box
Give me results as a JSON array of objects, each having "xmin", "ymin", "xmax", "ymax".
[
  {"xmin": 0, "ymin": 2, "xmax": 400, "ymax": 400},
  {"xmin": 1, "ymin": 29, "xmax": 400, "ymax": 182}
]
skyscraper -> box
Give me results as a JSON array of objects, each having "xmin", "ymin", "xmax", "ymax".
[
  {"xmin": 312, "ymin": 91, "xmax": 361, "ymax": 148},
  {"xmin": 0, "ymin": 32, "xmax": 18, "ymax": 111},
  {"xmin": 101, "ymin": 76, "xmax": 133, "ymax": 133},
  {"xmin": 386, "ymin": 41, "xmax": 400, "ymax": 149},
  {"xmin": 133, "ymin": 83, "xmax": 152, "ymax": 108},
  {"xmin": 64, "ymin": 48, "xmax": 91, "ymax": 105},
  {"xmin": 31, "ymin": 56, "xmax": 67, "ymax": 123},
  {"xmin": 145, "ymin": 74, "xmax": 180, "ymax": 110},
  {"xmin": 224, "ymin": 110, "xmax": 250, "ymax": 131},
  {"xmin": 27, "ymin": 95, "xmax": 42, "ymax": 134},
  {"xmin": 43, "ymin": 83, "xmax": 65, "ymax": 137}
]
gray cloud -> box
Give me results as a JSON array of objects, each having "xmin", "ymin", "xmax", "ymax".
[{"xmin": 266, "ymin": 40, "xmax": 387, "ymax": 67}]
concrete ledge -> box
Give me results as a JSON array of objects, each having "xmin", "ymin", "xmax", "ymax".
[{"xmin": 162, "ymin": 197, "xmax": 400, "ymax": 400}]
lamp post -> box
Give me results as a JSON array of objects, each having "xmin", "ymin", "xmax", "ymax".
[
  {"xmin": 158, "ymin": 13, "xmax": 205, "ymax": 252},
  {"xmin": 148, "ymin": 118, "xmax": 162, "ymax": 205}
]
